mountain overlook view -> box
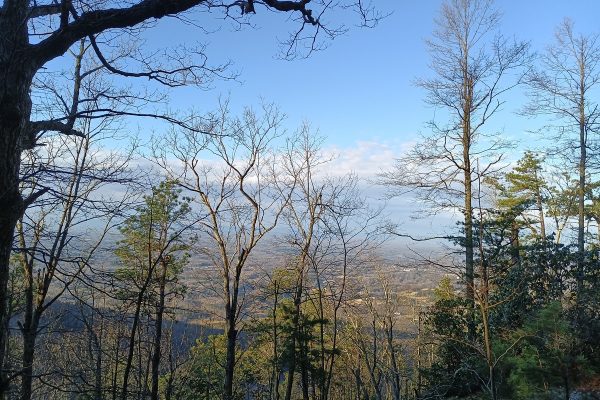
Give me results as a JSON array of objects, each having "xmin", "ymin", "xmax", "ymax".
[{"xmin": 0, "ymin": 0, "xmax": 599, "ymax": 399}]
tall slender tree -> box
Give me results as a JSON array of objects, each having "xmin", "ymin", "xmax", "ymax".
[
  {"xmin": 156, "ymin": 104, "xmax": 292, "ymax": 400},
  {"xmin": 275, "ymin": 128, "xmax": 383, "ymax": 400},
  {"xmin": 381, "ymin": 0, "xmax": 529, "ymax": 312},
  {"xmin": 525, "ymin": 18, "xmax": 600, "ymax": 293},
  {"xmin": 115, "ymin": 180, "xmax": 191, "ymax": 400}
]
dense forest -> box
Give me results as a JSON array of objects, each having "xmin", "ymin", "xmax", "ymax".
[{"xmin": 0, "ymin": 0, "xmax": 599, "ymax": 399}]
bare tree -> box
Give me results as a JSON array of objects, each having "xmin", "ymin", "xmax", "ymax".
[
  {"xmin": 380, "ymin": 0, "xmax": 529, "ymax": 313},
  {"xmin": 275, "ymin": 129, "xmax": 328, "ymax": 400},
  {"xmin": 344, "ymin": 266, "xmax": 412, "ymax": 400},
  {"xmin": 11, "ymin": 54, "xmax": 137, "ymax": 400},
  {"xmin": 0, "ymin": 2, "xmax": 379, "ymax": 394},
  {"xmin": 346, "ymin": 287, "xmax": 385, "ymax": 400},
  {"xmin": 525, "ymin": 18, "xmax": 600, "ymax": 292},
  {"xmin": 271, "ymin": 128, "xmax": 384, "ymax": 400},
  {"xmin": 14, "ymin": 130, "xmax": 131, "ymax": 400},
  {"xmin": 156, "ymin": 103, "xmax": 291, "ymax": 400}
]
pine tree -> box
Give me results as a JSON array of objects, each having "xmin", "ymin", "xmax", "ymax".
[
  {"xmin": 115, "ymin": 180, "xmax": 191, "ymax": 400},
  {"xmin": 489, "ymin": 151, "xmax": 548, "ymax": 242}
]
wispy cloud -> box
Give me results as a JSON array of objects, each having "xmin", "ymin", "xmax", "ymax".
[{"xmin": 324, "ymin": 139, "xmax": 414, "ymax": 178}]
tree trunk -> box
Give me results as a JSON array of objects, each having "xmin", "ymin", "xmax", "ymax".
[
  {"xmin": 150, "ymin": 260, "xmax": 167, "ymax": 400},
  {"xmin": 94, "ymin": 332, "xmax": 103, "ymax": 400},
  {"xmin": 0, "ymin": 5, "xmax": 34, "ymax": 395},
  {"xmin": 19, "ymin": 256, "xmax": 42, "ymax": 400},
  {"xmin": 535, "ymin": 176, "xmax": 546, "ymax": 240},
  {"xmin": 463, "ymin": 116, "xmax": 475, "ymax": 339},
  {"xmin": 300, "ymin": 336, "xmax": 310, "ymax": 400},
  {"xmin": 284, "ymin": 341, "xmax": 297, "ymax": 400},
  {"xmin": 112, "ymin": 331, "xmax": 121, "ymax": 400},
  {"xmin": 489, "ymin": 364, "xmax": 497, "ymax": 400},
  {"xmin": 223, "ymin": 316, "xmax": 237, "ymax": 400},
  {"xmin": 271, "ymin": 286, "xmax": 280, "ymax": 400},
  {"xmin": 164, "ymin": 328, "xmax": 176, "ymax": 400},
  {"xmin": 462, "ymin": 68, "xmax": 475, "ymax": 338},
  {"xmin": 223, "ymin": 268, "xmax": 240, "ymax": 400},
  {"xmin": 364, "ymin": 318, "xmax": 383, "ymax": 400},
  {"xmin": 479, "ymin": 255, "xmax": 497, "ymax": 400},
  {"xmin": 385, "ymin": 321, "xmax": 401, "ymax": 400},
  {"xmin": 577, "ymin": 79, "xmax": 586, "ymax": 297},
  {"xmin": 284, "ymin": 269, "xmax": 305, "ymax": 400},
  {"xmin": 121, "ymin": 292, "xmax": 146, "ymax": 400},
  {"xmin": 510, "ymin": 222, "xmax": 521, "ymax": 269},
  {"xmin": 20, "ymin": 318, "xmax": 38, "ymax": 400},
  {"xmin": 324, "ymin": 306, "xmax": 342, "ymax": 400}
]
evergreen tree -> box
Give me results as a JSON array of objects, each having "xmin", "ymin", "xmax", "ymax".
[
  {"xmin": 505, "ymin": 302, "xmax": 586, "ymax": 400},
  {"xmin": 115, "ymin": 180, "xmax": 191, "ymax": 400},
  {"xmin": 498, "ymin": 152, "xmax": 548, "ymax": 240}
]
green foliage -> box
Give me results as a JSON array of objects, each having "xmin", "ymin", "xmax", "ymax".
[
  {"xmin": 423, "ymin": 279, "xmax": 484, "ymax": 398},
  {"xmin": 115, "ymin": 180, "xmax": 191, "ymax": 301},
  {"xmin": 487, "ymin": 151, "xmax": 548, "ymax": 240},
  {"xmin": 490, "ymin": 240, "xmax": 573, "ymax": 330},
  {"xmin": 271, "ymin": 296, "xmax": 332, "ymax": 383},
  {"xmin": 433, "ymin": 276, "xmax": 457, "ymax": 301},
  {"xmin": 172, "ymin": 333, "xmax": 273, "ymax": 400},
  {"xmin": 498, "ymin": 152, "xmax": 545, "ymax": 209},
  {"xmin": 423, "ymin": 188, "xmax": 600, "ymax": 399},
  {"xmin": 171, "ymin": 335, "xmax": 227, "ymax": 400},
  {"xmin": 576, "ymin": 252, "xmax": 600, "ymax": 369},
  {"xmin": 504, "ymin": 302, "xmax": 587, "ymax": 400}
]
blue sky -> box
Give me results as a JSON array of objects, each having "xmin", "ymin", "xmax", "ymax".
[
  {"xmin": 131, "ymin": 0, "xmax": 600, "ymax": 153},
  {"xmin": 39, "ymin": 0, "xmax": 600, "ymax": 159},
  {"xmin": 108, "ymin": 0, "xmax": 599, "ymax": 248},
  {"xmin": 43, "ymin": 1, "xmax": 600, "ymax": 251}
]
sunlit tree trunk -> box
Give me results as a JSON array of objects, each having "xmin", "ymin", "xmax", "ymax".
[{"xmin": 577, "ymin": 52, "xmax": 586, "ymax": 294}]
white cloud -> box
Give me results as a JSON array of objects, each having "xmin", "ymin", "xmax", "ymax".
[{"xmin": 323, "ymin": 139, "xmax": 414, "ymax": 178}]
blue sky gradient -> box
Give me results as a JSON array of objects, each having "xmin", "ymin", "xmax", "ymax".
[
  {"xmin": 43, "ymin": 1, "xmax": 600, "ymax": 252},
  {"xmin": 132, "ymin": 1, "xmax": 600, "ymax": 152}
]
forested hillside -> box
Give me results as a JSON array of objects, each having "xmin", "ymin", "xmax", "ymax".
[{"xmin": 0, "ymin": 0, "xmax": 599, "ymax": 399}]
